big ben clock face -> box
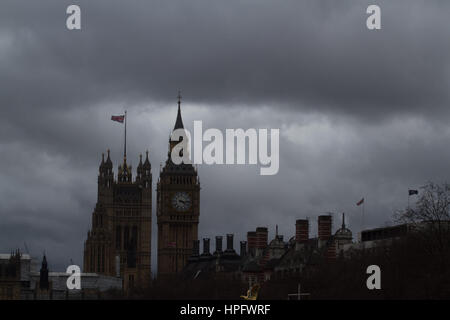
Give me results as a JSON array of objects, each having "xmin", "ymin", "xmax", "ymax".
[{"xmin": 171, "ymin": 191, "xmax": 192, "ymax": 212}]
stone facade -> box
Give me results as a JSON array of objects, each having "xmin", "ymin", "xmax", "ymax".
[
  {"xmin": 23, "ymin": 272, "xmax": 122, "ymax": 300},
  {"xmin": 0, "ymin": 251, "xmax": 23, "ymax": 300},
  {"xmin": 1, "ymin": 253, "xmax": 122, "ymax": 299},
  {"xmin": 83, "ymin": 148, "xmax": 152, "ymax": 291},
  {"xmin": 157, "ymin": 96, "xmax": 200, "ymax": 277}
]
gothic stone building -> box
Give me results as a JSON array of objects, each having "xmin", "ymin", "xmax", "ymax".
[
  {"xmin": 0, "ymin": 251, "xmax": 22, "ymax": 300},
  {"xmin": 157, "ymin": 97, "xmax": 200, "ymax": 277},
  {"xmin": 83, "ymin": 149, "xmax": 152, "ymax": 291}
]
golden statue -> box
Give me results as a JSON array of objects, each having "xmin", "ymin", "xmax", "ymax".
[{"xmin": 240, "ymin": 284, "xmax": 260, "ymax": 300}]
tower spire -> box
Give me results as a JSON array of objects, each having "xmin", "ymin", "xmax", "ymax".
[
  {"xmin": 174, "ymin": 91, "xmax": 184, "ymax": 130},
  {"xmin": 40, "ymin": 254, "xmax": 49, "ymax": 290},
  {"xmin": 342, "ymin": 212, "xmax": 346, "ymax": 229}
]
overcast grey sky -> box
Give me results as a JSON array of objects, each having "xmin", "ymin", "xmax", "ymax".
[{"xmin": 1, "ymin": 0, "xmax": 450, "ymax": 272}]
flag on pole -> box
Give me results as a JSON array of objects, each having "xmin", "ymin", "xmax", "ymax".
[
  {"xmin": 408, "ymin": 189, "xmax": 418, "ymax": 196},
  {"xmin": 356, "ymin": 198, "xmax": 364, "ymax": 206},
  {"xmin": 111, "ymin": 115, "xmax": 125, "ymax": 123},
  {"xmin": 111, "ymin": 112, "xmax": 127, "ymax": 159}
]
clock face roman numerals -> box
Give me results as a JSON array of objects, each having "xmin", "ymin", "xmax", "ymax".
[{"xmin": 171, "ymin": 191, "xmax": 192, "ymax": 212}]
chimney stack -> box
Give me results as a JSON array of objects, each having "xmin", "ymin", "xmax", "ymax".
[
  {"xmin": 256, "ymin": 227, "xmax": 268, "ymax": 249},
  {"xmin": 240, "ymin": 241, "xmax": 247, "ymax": 257},
  {"xmin": 188, "ymin": 240, "xmax": 200, "ymax": 262},
  {"xmin": 214, "ymin": 236, "xmax": 223, "ymax": 255},
  {"xmin": 296, "ymin": 219, "xmax": 309, "ymax": 243},
  {"xmin": 226, "ymin": 234, "xmax": 234, "ymax": 251},
  {"xmin": 223, "ymin": 234, "xmax": 238, "ymax": 256},
  {"xmin": 318, "ymin": 215, "xmax": 332, "ymax": 240},
  {"xmin": 247, "ymin": 231, "xmax": 257, "ymax": 256},
  {"xmin": 192, "ymin": 239, "xmax": 200, "ymax": 256},
  {"xmin": 202, "ymin": 238, "xmax": 211, "ymax": 256}
]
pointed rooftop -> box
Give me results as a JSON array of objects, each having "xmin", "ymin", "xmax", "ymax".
[
  {"xmin": 105, "ymin": 149, "xmax": 112, "ymax": 167},
  {"xmin": 143, "ymin": 150, "xmax": 151, "ymax": 169},
  {"xmin": 173, "ymin": 91, "xmax": 184, "ymax": 130}
]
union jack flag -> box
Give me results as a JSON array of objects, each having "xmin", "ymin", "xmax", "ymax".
[{"xmin": 111, "ymin": 115, "xmax": 125, "ymax": 123}]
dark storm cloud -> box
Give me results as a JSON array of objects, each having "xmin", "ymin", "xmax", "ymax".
[
  {"xmin": 1, "ymin": 0, "xmax": 450, "ymax": 272},
  {"xmin": 193, "ymin": 110, "xmax": 450, "ymax": 244},
  {"xmin": 1, "ymin": 0, "xmax": 449, "ymax": 120}
]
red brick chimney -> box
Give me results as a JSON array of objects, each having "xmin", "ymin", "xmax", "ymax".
[
  {"xmin": 318, "ymin": 215, "xmax": 332, "ymax": 240},
  {"xmin": 255, "ymin": 227, "xmax": 268, "ymax": 249},
  {"xmin": 295, "ymin": 219, "xmax": 309, "ymax": 243},
  {"xmin": 247, "ymin": 231, "xmax": 257, "ymax": 255}
]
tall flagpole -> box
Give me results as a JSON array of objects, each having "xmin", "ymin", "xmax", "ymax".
[
  {"xmin": 407, "ymin": 192, "xmax": 410, "ymax": 211},
  {"xmin": 124, "ymin": 110, "xmax": 127, "ymax": 160},
  {"xmin": 362, "ymin": 199, "xmax": 365, "ymax": 231}
]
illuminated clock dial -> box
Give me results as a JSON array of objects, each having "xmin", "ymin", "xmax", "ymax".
[{"xmin": 171, "ymin": 192, "xmax": 191, "ymax": 212}]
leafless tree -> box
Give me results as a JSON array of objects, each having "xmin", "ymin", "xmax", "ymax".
[{"xmin": 395, "ymin": 182, "xmax": 450, "ymax": 263}]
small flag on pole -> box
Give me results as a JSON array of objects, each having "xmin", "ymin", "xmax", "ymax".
[
  {"xmin": 408, "ymin": 189, "xmax": 418, "ymax": 196},
  {"xmin": 111, "ymin": 115, "xmax": 125, "ymax": 123},
  {"xmin": 356, "ymin": 198, "xmax": 364, "ymax": 206}
]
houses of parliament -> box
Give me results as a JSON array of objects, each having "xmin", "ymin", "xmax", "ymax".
[{"xmin": 83, "ymin": 96, "xmax": 200, "ymax": 290}]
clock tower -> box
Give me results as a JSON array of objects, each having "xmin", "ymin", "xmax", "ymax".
[{"xmin": 157, "ymin": 94, "xmax": 200, "ymax": 277}]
